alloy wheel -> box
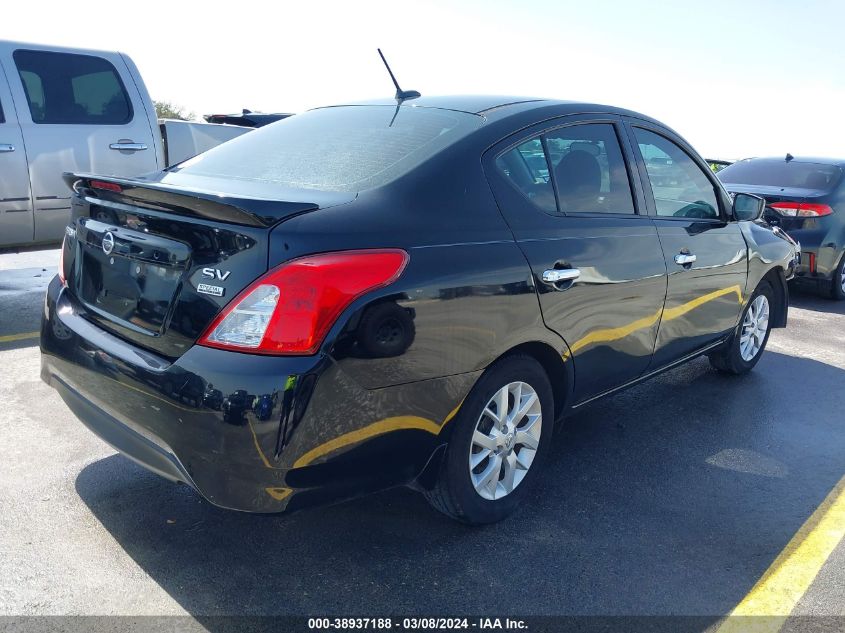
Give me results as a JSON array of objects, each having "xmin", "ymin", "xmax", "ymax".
[
  {"xmin": 469, "ymin": 381, "xmax": 542, "ymax": 501},
  {"xmin": 740, "ymin": 294, "xmax": 770, "ymax": 362}
]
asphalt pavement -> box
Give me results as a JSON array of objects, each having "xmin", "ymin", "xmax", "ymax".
[{"xmin": 1, "ymin": 246, "xmax": 844, "ymax": 629}]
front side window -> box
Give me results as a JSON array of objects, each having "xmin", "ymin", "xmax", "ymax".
[
  {"xmin": 13, "ymin": 50, "xmax": 132, "ymax": 125},
  {"xmin": 545, "ymin": 123, "xmax": 636, "ymax": 214},
  {"xmin": 495, "ymin": 138, "xmax": 556, "ymax": 213},
  {"xmin": 634, "ymin": 128, "xmax": 720, "ymax": 219}
]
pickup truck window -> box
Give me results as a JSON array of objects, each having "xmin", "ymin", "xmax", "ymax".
[{"xmin": 13, "ymin": 50, "xmax": 132, "ymax": 125}]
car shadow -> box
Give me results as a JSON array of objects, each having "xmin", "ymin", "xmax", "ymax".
[
  {"xmin": 75, "ymin": 351, "xmax": 845, "ymax": 621},
  {"xmin": 789, "ymin": 286, "xmax": 845, "ymax": 315},
  {"xmin": 0, "ymin": 243, "xmax": 61, "ymax": 257}
]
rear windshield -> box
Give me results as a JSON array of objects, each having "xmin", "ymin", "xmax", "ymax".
[
  {"xmin": 175, "ymin": 105, "xmax": 483, "ymax": 192},
  {"xmin": 719, "ymin": 159, "xmax": 843, "ymax": 191}
]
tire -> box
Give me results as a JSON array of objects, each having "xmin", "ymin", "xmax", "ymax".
[
  {"xmin": 424, "ymin": 354, "xmax": 554, "ymax": 524},
  {"xmin": 828, "ymin": 253, "xmax": 845, "ymax": 301},
  {"xmin": 708, "ymin": 280, "xmax": 774, "ymax": 375}
]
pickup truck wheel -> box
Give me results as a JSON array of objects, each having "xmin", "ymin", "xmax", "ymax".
[
  {"xmin": 424, "ymin": 355, "xmax": 553, "ymax": 524},
  {"xmin": 709, "ymin": 280, "xmax": 774, "ymax": 375},
  {"xmin": 828, "ymin": 253, "xmax": 845, "ymax": 301}
]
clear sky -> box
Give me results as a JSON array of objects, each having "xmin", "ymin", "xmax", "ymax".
[{"xmin": 3, "ymin": 0, "xmax": 843, "ymax": 160}]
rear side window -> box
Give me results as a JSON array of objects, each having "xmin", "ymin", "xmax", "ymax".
[
  {"xmin": 719, "ymin": 159, "xmax": 843, "ymax": 191},
  {"xmin": 634, "ymin": 128, "xmax": 720, "ymax": 220},
  {"xmin": 0, "ymin": 99, "xmax": 4, "ymax": 124},
  {"xmin": 13, "ymin": 50, "xmax": 132, "ymax": 125},
  {"xmin": 495, "ymin": 138, "xmax": 556, "ymax": 213},
  {"xmin": 496, "ymin": 123, "xmax": 637, "ymax": 215},
  {"xmin": 545, "ymin": 124, "xmax": 636, "ymax": 214},
  {"xmin": 176, "ymin": 105, "xmax": 483, "ymax": 193}
]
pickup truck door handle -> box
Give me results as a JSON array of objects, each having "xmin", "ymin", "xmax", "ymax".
[
  {"xmin": 674, "ymin": 253, "xmax": 697, "ymax": 266},
  {"xmin": 109, "ymin": 142, "xmax": 148, "ymax": 151},
  {"xmin": 542, "ymin": 268, "xmax": 581, "ymax": 285},
  {"xmin": 0, "ymin": 144, "xmax": 14, "ymax": 153}
]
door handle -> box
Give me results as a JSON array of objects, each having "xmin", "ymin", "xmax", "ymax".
[
  {"xmin": 542, "ymin": 268, "xmax": 581, "ymax": 284},
  {"xmin": 0, "ymin": 144, "xmax": 14, "ymax": 153},
  {"xmin": 109, "ymin": 142, "xmax": 148, "ymax": 151},
  {"xmin": 674, "ymin": 253, "xmax": 697, "ymax": 266}
]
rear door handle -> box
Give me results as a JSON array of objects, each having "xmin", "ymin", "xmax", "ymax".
[
  {"xmin": 0, "ymin": 144, "xmax": 14, "ymax": 153},
  {"xmin": 542, "ymin": 268, "xmax": 581, "ymax": 284},
  {"xmin": 674, "ymin": 253, "xmax": 697, "ymax": 266},
  {"xmin": 109, "ymin": 142, "xmax": 148, "ymax": 151}
]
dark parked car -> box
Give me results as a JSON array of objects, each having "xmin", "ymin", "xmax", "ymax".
[
  {"xmin": 719, "ymin": 156, "xmax": 845, "ymax": 299},
  {"xmin": 41, "ymin": 96, "xmax": 797, "ymax": 524},
  {"xmin": 204, "ymin": 109, "xmax": 292, "ymax": 128}
]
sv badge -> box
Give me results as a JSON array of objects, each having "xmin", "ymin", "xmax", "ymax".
[{"xmin": 202, "ymin": 268, "xmax": 231, "ymax": 281}]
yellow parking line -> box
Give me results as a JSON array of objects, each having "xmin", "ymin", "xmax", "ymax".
[
  {"xmin": 0, "ymin": 331, "xmax": 40, "ymax": 343},
  {"xmin": 718, "ymin": 475, "xmax": 845, "ymax": 632}
]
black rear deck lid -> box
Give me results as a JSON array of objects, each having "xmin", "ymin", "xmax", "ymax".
[{"xmin": 64, "ymin": 173, "xmax": 321, "ymax": 228}]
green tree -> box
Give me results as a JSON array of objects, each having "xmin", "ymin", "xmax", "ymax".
[{"xmin": 154, "ymin": 100, "xmax": 195, "ymax": 121}]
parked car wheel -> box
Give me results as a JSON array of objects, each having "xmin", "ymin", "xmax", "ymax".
[
  {"xmin": 828, "ymin": 253, "xmax": 845, "ymax": 301},
  {"xmin": 424, "ymin": 355, "xmax": 554, "ymax": 524},
  {"xmin": 709, "ymin": 281, "xmax": 774, "ymax": 375}
]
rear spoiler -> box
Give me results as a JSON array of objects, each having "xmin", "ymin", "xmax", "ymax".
[{"xmin": 63, "ymin": 173, "xmax": 320, "ymax": 228}]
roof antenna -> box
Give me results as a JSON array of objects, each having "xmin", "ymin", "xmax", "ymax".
[
  {"xmin": 785, "ymin": 153, "xmax": 794, "ymax": 162},
  {"xmin": 377, "ymin": 49, "xmax": 420, "ymax": 103}
]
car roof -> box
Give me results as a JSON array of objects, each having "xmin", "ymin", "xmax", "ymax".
[
  {"xmin": 738, "ymin": 156, "xmax": 845, "ymax": 167},
  {"xmin": 324, "ymin": 95, "xmax": 665, "ymax": 126},
  {"xmin": 338, "ymin": 95, "xmax": 549, "ymax": 114}
]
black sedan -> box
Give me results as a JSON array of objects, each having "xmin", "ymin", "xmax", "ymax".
[
  {"xmin": 41, "ymin": 96, "xmax": 797, "ymax": 524},
  {"xmin": 719, "ymin": 156, "xmax": 845, "ymax": 299}
]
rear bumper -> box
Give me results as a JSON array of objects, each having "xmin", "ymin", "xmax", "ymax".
[
  {"xmin": 41, "ymin": 278, "xmax": 473, "ymax": 513},
  {"xmin": 790, "ymin": 246, "xmax": 843, "ymax": 287},
  {"xmin": 776, "ymin": 225, "xmax": 843, "ymax": 282},
  {"xmin": 49, "ymin": 374, "xmax": 196, "ymax": 487}
]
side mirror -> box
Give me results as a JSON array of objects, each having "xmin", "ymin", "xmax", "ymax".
[{"xmin": 733, "ymin": 193, "xmax": 766, "ymax": 221}]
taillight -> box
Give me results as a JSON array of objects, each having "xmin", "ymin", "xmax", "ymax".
[
  {"xmin": 769, "ymin": 202, "xmax": 833, "ymax": 217},
  {"xmin": 199, "ymin": 249, "xmax": 409, "ymax": 355},
  {"xmin": 89, "ymin": 179, "xmax": 123, "ymax": 193}
]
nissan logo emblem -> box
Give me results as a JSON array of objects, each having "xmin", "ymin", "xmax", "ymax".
[{"xmin": 102, "ymin": 232, "xmax": 115, "ymax": 255}]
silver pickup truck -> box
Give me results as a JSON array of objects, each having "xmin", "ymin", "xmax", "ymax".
[{"xmin": 0, "ymin": 40, "xmax": 252, "ymax": 248}]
